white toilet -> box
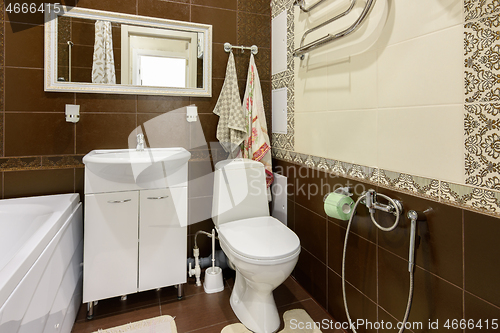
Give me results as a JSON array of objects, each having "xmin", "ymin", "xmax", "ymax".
[{"xmin": 212, "ymin": 159, "xmax": 300, "ymax": 333}]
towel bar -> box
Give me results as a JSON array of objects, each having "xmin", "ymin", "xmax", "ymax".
[
  {"xmin": 224, "ymin": 42, "xmax": 258, "ymax": 55},
  {"xmin": 294, "ymin": 0, "xmax": 376, "ymax": 59}
]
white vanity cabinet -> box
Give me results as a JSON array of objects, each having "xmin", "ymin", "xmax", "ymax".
[{"xmin": 82, "ymin": 148, "xmax": 190, "ymax": 308}]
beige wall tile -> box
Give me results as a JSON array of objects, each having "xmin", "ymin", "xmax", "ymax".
[
  {"xmin": 378, "ymin": 25, "xmax": 463, "ymax": 108},
  {"xmin": 377, "ymin": 105, "xmax": 464, "ymax": 183}
]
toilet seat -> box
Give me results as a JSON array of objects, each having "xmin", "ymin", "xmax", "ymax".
[{"xmin": 217, "ymin": 216, "xmax": 300, "ymax": 265}]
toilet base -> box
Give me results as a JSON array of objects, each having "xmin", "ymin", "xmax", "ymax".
[{"xmin": 229, "ymin": 270, "xmax": 280, "ymax": 333}]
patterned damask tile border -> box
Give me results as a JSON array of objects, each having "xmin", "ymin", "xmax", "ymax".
[
  {"xmin": 441, "ymin": 181, "xmax": 500, "ymax": 214},
  {"xmin": 0, "ymin": 155, "xmax": 85, "ymax": 172},
  {"xmin": 464, "ymin": 14, "xmax": 500, "ymax": 104},
  {"xmin": 272, "ymin": 148, "xmax": 500, "ymax": 217},
  {"xmin": 464, "ymin": 103, "xmax": 500, "ymax": 189},
  {"xmin": 271, "ymin": 0, "xmax": 295, "ymax": 151},
  {"xmin": 465, "ymin": 0, "xmax": 500, "ymax": 21}
]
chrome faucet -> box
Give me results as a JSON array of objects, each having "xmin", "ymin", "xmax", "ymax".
[{"xmin": 136, "ymin": 133, "xmax": 145, "ymax": 151}]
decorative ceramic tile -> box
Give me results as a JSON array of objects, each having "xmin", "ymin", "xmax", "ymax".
[
  {"xmin": 239, "ymin": 0, "xmax": 270, "ymax": 15},
  {"xmin": 464, "ymin": 103, "xmax": 500, "ymax": 190},
  {"xmin": 0, "ymin": 157, "xmax": 42, "ymax": 171},
  {"xmin": 41, "ymin": 155, "xmax": 84, "ymax": 168},
  {"xmin": 379, "ymin": 169, "xmax": 440, "ymax": 200},
  {"xmin": 237, "ymin": 11, "xmax": 271, "ymax": 50},
  {"xmin": 464, "ymin": 14, "xmax": 500, "ymax": 103},
  {"xmin": 465, "ymin": 0, "xmax": 500, "ymax": 21},
  {"xmin": 189, "ymin": 149, "xmax": 212, "ymax": 162},
  {"xmin": 346, "ymin": 164, "xmax": 378, "ymax": 184},
  {"xmin": 441, "ymin": 181, "xmax": 500, "ymax": 214}
]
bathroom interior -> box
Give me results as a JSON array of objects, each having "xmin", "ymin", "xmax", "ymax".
[{"xmin": 1, "ymin": 0, "xmax": 499, "ymax": 332}]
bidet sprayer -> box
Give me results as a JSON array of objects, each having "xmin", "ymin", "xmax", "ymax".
[{"xmin": 406, "ymin": 210, "xmax": 427, "ymax": 273}]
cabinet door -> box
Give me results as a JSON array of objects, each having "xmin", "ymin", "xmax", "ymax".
[
  {"xmin": 139, "ymin": 188, "xmax": 187, "ymax": 291},
  {"xmin": 83, "ymin": 192, "xmax": 138, "ymax": 303}
]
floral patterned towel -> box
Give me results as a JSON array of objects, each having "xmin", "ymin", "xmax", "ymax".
[{"xmin": 239, "ymin": 54, "xmax": 274, "ymax": 191}]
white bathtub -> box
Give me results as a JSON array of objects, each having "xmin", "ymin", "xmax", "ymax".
[{"xmin": 0, "ymin": 194, "xmax": 83, "ymax": 333}]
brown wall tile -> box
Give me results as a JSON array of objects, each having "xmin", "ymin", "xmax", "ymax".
[
  {"xmin": 137, "ymin": 95, "xmax": 191, "ymax": 113},
  {"xmin": 188, "ymin": 160, "xmax": 214, "ymax": 198},
  {"xmin": 3, "ymin": 168, "xmax": 75, "ymax": 199},
  {"xmin": 464, "ymin": 292, "xmax": 500, "ymax": 332},
  {"xmin": 191, "ymin": 0, "xmax": 237, "ymax": 10},
  {"xmin": 191, "ymin": 6, "xmax": 237, "ymax": 44},
  {"xmin": 195, "ymin": 79, "xmax": 225, "ymax": 114},
  {"xmin": 5, "ymin": 22, "xmax": 44, "ymax": 68},
  {"xmin": 137, "ymin": 0, "xmax": 190, "ymax": 21},
  {"xmin": 295, "ymin": 203, "xmax": 327, "ymax": 264},
  {"xmin": 464, "ymin": 210, "xmax": 500, "ymax": 308},
  {"xmin": 76, "ymin": 113, "xmax": 137, "ymax": 154},
  {"xmin": 5, "ymin": 113, "xmax": 74, "ymax": 156},
  {"xmin": 71, "ymin": 20, "xmax": 96, "ymax": 46},
  {"xmin": 76, "ymin": 93, "xmax": 137, "ymax": 113},
  {"xmin": 293, "ymin": 248, "xmax": 327, "ymax": 308},
  {"xmin": 5, "ymin": 68, "xmax": 75, "ymax": 112},
  {"xmin": 137, "ymin": 112, "xmax": 190, "ymax": 149},
  {"xmin": 76, "ymin": 0, "xmax": 137, "ymax": 14}
]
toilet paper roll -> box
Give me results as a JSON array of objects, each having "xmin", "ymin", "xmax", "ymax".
[{"xmin": 324, "ymin": 193, "xmax": 355, "ymax": 221}]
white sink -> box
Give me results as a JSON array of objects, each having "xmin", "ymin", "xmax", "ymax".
[{"xmin": 83, "ymin": 148, "xmax": 191, "ymax": 184}]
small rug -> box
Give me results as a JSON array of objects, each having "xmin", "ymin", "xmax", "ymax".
[
  {"xmin": 221, "ymin": 309, "xmax": 322, "ymax": 333},
  {"xmin": 93, "ymin": 315, "xmax": 177, "ymax": 333}
]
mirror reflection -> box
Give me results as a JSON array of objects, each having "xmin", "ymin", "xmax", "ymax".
[{"xmin": 56, "ymin": 17, "xmax": 204, "ymax": 89}]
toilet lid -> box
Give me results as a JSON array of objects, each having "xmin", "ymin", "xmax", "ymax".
[{"xmin": 218, "ymin": 216, "xmax": 300, "ymax": 260}]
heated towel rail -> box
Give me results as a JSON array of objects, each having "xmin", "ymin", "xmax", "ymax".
[{"xmin": 294, "ymin": 0, "xmax": 376, "ymax": 59}]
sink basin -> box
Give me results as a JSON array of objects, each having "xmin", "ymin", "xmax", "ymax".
[{"xmin": 83, "ymin": 148, "xmax": 191, "ymax": 183}]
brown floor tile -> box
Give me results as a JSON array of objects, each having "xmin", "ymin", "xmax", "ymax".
[
  {"xmin": 70, "ymin": 275, "xmax": 334, "ymax": 333},
  {"xmin": 159, "ymin": 287, "xmax": 238, "ymax": 332}
]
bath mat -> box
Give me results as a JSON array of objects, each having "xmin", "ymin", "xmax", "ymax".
[
  {"xmin": 221, "ymin": 309, "xmax": 322, "ymax": 333},
  {"xmin": 93, "ymin": 315, "xmax": 177, "ymax": 333}
]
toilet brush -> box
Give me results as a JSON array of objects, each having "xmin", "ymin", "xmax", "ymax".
[{"xmin": 203, "ymin": 229, "xmax": 224, "ymax": 294}]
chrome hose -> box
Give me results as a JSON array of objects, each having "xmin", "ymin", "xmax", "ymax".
[{"xmin": 342, "ymin": 195, "xmax": 415, "ymax": 333}]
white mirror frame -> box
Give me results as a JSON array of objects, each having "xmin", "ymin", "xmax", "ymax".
[{"xmin": 44, "ymin": 4, "xmax": 212, "ymax": 97}]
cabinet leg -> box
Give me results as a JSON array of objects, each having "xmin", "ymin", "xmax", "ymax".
[
  {"xmin": 87, "ymin": 302, "xmax": 94, "ymax": 320},
  {"xmin": 177, "ymin": 284, "xmax": 183, "ymax": 300}
]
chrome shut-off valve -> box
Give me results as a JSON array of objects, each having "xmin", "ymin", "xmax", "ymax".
[{"xmin": 362, "ymin": 189, "xmax": 403, "ymax": 216}]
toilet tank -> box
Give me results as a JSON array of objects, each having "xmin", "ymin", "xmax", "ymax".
[{"xmin": 212, "ymin": 159, "xmax": 270, "ymax": 227}]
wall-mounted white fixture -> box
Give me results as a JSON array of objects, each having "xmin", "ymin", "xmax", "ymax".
[
  {"xmin": 65, "ymin": 104, "xmax": 80, "ymax": 123},
  {"xmin": 271, "ymin": 10, "xmax": 287, "ymax": 75},
  {"xmin": 186, "ymin": 105, "xmax": 198, "ymax": 122},
  {"xmin": 272, "ymin": 88, "xmax": 287, "ymax": 134},
  {"xmin": 271, "ymin": 173, "xmax": 287, "ymax": 225}
]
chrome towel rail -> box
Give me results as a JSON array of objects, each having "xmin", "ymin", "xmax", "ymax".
[
  {"xmin": 294, "ymin": 0, "xmax": 328, "ymax": 12},
  {"xmin": 299, "ymin": 0, "xmax": 356, "ymax": 49},
  {"xmin": 224, "ymin": 42, "xmax": 258, "ymax": 55},
  {"xmin": 294, "ymin": 0, "xmax": 376, "ymax": 59}
]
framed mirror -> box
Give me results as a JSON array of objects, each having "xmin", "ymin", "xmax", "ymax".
[{"xmin": 44, "ymin": 4, "xmax": 212, "ymax": 96}]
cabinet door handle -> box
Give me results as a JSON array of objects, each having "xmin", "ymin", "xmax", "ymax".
[
  {"xmin": 147, "ymin": 196, "xmax": 169, "ymax": 200},
  {"xmin": 107, "ymin": 199, "xmax": 132, "ymax": 204}
]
